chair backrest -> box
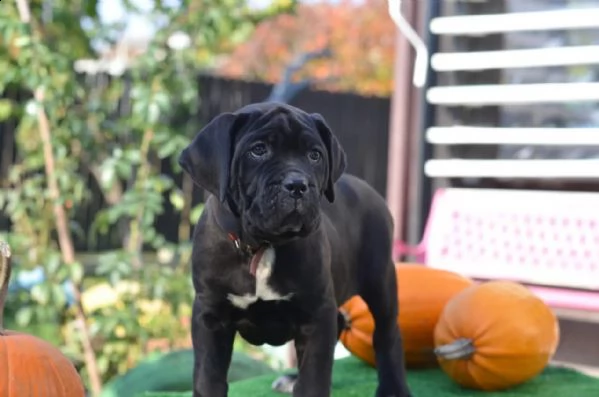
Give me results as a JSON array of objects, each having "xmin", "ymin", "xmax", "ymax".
[{"xmin": 423, "ymin": 188, "xmax": 599, "ymax": 291}]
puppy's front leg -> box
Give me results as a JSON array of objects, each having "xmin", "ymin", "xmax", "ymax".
[
  {"xmin": 192, "ymin": 296, "xmax": 235, "ymax": 397},
  {"xmin": 293, "ymin": 302, "xmax": 338, "ymax": 397}
]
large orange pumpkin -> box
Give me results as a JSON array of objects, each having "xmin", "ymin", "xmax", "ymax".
[
  {"xmin": 339, "ymin": 263, "xmax": 474, "ymax": 367},
  {"xmin": 0, "ymin": 241, "xmax": 86, "ymax": 397},
  {"xmin": 434, "ymin": 280, "xmax": 560, "ymax": 391}
]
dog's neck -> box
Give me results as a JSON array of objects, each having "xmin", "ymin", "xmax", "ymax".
[
  {"xmin": 212, "ymin": 200, "xmax": 266, "ymax": 252},
  {"xmin": 213, "ymin": 201, "xmax": 273, "ymax": 277}
]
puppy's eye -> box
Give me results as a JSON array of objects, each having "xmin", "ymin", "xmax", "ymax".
[
  {"xmin": 308, "ymin": 150, "xmax": 321, "ymax": 162},
  {"xmin": 249, "ymin": 143, "xmax": 269, "ymax": 159}
]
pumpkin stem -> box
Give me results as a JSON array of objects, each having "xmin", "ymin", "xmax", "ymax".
[
  {"xmin": 0, "ymin": 241, "xmax": 12, "ymax": 331},
  {"xmin": 434, "ymin": 338, "xmax": 476, "ymax": 360}
]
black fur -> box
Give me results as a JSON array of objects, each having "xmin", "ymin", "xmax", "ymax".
[{"xmin": 179, "ymin": 102, "xmax": 413, "ymax": 397}]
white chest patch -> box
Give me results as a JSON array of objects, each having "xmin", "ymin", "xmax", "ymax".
[{"xmin": 227, "ymin": 247, "xmax": 293, "ymax": 310}]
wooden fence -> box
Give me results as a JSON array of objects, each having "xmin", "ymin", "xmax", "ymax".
[{"xmin": 0, "ymin": 75, "xmax": 391, "ymax": 250}]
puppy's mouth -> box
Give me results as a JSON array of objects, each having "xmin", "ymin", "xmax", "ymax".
[
  {"xmin": 244, "ymin": 210, "xmax": 316, "ymax": 244},
  {"xmin": 260, "ymin": 227, "xmax": 310, "ymax": 244},
  {"xmin": 271, "ymin": 223, "xmax": 307, "ymax": 239},
  {"xmin": 278, "ymin": 211, "xmax": 305, "ymax": 230}
]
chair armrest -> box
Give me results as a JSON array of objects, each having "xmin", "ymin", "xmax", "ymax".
[{"xmin": 393, "ymin": 240, "xmax": 426, "ymax": 263}]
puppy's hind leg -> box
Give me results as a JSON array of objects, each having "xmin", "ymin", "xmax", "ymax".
[
  {"xmin": 272, "ymin": 373, "xmax": 298, "ymax": 394},
  {"xmin": 358, "ymin": 233, "xmax": 412, "ymax": 397},
  {"xmin": 272, "ymin": 343, "xmax": 298, "ymax": 394},
  {"xmin": 271, "ymin": 342, "xmax": 300, "ymax": 394},
  {"xmin": 271, "ymin": 312, "xmax": 346, "ymax": 394}
]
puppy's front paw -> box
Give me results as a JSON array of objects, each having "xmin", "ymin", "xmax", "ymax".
[{"xmin": 271, "ymin": 373, "xmax": 298, "ymax": 394}]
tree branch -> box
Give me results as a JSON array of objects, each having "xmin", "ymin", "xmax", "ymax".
[
  {"xmin": 267, "ymin": 46, "xmax": 333, "ymax": 103},
  {"xmin": 15, "ymin": 0, "xmax": 103, "ymax": 395},
  {"xmin": 126, "ymin": 128, "xmax": 154, "ymax": 270}
]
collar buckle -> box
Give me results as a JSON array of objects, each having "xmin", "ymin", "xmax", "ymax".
[{"xmin": 227, "ymin": 233, "xmax": 242, "ymax": 250}]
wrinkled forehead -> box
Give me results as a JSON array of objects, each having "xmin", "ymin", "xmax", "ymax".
[
  {"xmin": 237, "ymin": 106, "xmax": 319, "ymax": 145},
  {"xmin": 248, "ymin": 106, "xmax": 312, "ymax": 132}
]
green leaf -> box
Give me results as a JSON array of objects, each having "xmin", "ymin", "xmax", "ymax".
[
  {"xmin": 84, "ymin": 0, "xmax": 99, "ymax": 17},
  {"xmin": 0, "ymin": 99, "xmax": 14, "ymax": 121},
  {"xmin": 51, "ymin": 283, "xmax": 67, "ymax": 308},
  {"xmin": 15, "ymin": 306, "xmax": 34, "ymax": 327},
  {"xmin": 147, "ymin": 102, "xmax": 161, "ymax": 124},
  {"xmin": 31, "ymin": 284, "xmax": 50, "ymax": 305},
  {"xmin": 123, "ymin": 148, "xmax": 142, "ymax": 164},
  {"xmin": 190, "ymin": 203, "xmax": 205, "ymax": 223},
  {"xmin": 45, "ymin": 253, "xmax": 62, "ymax": 275},
  {"xmin": 157, "ymin": 138, "xmax": 179, "ymax": 159},
  {"xmin": 169, "ymin": 189, "xmax": 185, "ymax": 211},
  {"xmin": 97, "ymin": 355, "xmax": 110, "ymax": 374},
  {"xmin": 69, "ymin": 261, "xmax": 85, "ymax": 284}
]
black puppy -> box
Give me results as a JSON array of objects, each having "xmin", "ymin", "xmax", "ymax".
[{"xmin": 178, "ymin": 102, "xmax": 413, "ymax": 397}]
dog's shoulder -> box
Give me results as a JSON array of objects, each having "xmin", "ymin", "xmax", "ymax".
[
  {"xmin": 321, "ymin": 173, "xmax": 393, "ymax": 233},
  {"xmin": 332, "ymin": 174, "xmax": 388, "ymax": 208},
  {"xmin": 192, "ymin": 195, "xmax": 216, "ymax": 236}
]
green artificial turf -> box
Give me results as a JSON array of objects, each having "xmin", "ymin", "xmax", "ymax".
[{"xmin": 139, "ymin": 356, "xmax": 599, "ymax": 397}]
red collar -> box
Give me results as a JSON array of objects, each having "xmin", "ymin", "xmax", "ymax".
[
  {"xmin": 214, "ymin": 202, "xmax": 270, "ymax": 276},
  {"xmin": 226, "ymin": 232, "xmax": 260, "ymax": 255},
  {"xmin": 227, "ymin": 232, "xmax": 269, "ymax": 276}
]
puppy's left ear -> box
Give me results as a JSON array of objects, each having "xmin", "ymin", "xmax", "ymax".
[
  {"xmin": 178, "ymin": 112, "xmax": 246, "ymax": 203},
  {"xmin": 311, "ymin": 113, "xmax": 347, "ymax": 202}
]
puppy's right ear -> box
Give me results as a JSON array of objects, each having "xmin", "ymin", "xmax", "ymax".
[
  {"xmin": 178, "ymin": 112, "xmax": 241, "ymax": 202},
  {"xmin": 311, "ymin": 113, "xmax": 347, "ymax": 203}
]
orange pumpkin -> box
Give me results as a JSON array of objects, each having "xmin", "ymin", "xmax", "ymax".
[
  {"xmin": 434, "ymin": 280, "xmax": 560, "ymax": 391},
  {"xmin": 339, "ymin": 295, "xmax": 376, "ymax": 365},
  {"xmin": 339, "ymin": 263, "xmax": 474, "ymax": 367},
  {"xmin": 0, "ymin": 241, "xmax": 86, "ymax": 397}
]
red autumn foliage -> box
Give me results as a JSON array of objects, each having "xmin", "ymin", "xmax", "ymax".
[{"xmin": 219, "ymin": 0, "xmax": 397, "ymax": 97}]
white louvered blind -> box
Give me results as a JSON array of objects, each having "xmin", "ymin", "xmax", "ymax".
[{"xmin": 424, "ymin": 4, "xmax": 599, "ymax": 180}]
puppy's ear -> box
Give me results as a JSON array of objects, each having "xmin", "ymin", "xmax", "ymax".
[
  {"xmin": 178, "ymin": 112, "xmax": 244, "ymax": 202},
  {"xmin": 311, "ymin": 113, "xmax": 347, "ymax": 202}
]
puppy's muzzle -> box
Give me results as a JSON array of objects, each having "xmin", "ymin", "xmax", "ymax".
[{"xmin": 282, "ymin": 172, "xmax": 309, "ymax": 199}]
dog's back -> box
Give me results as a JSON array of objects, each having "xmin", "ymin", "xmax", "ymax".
[{"xmin": 320, "ymin": 173, "xmax": 395, "ymax": 305}]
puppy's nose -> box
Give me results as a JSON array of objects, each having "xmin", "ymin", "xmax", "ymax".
[{"xmin": 283, "ymin": 173, "xmax": 309, "ymax": 199}]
